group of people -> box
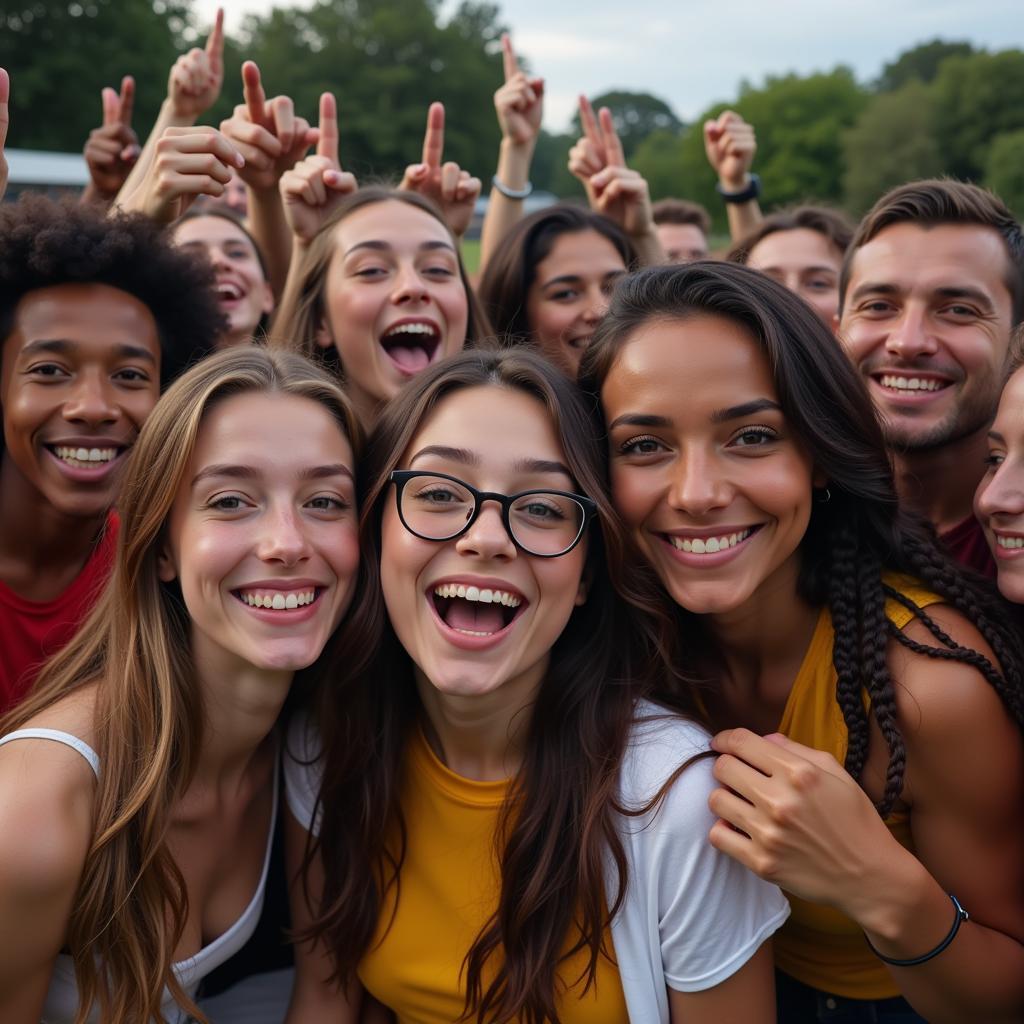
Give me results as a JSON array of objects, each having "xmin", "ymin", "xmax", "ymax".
[{"xmin": 0, "ymin": 17, "xmax": 1022, "ymax": 1024}]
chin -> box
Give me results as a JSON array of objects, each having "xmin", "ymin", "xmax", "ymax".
[
  {"xmin": 665, "ymin": 580, "xmax": 752, "ymax": 616},
  {"xmin": 995, "ymin": 569, "xmax": 1024, "ymax": 607}
]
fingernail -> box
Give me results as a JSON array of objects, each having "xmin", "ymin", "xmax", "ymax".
[
  {"xmin": 413, "ymin": 163, "xmax": 426, "ymax": 175},
  {"xmin": 235, "ymin": 153, "xmax": 245, "ymax": 167}
]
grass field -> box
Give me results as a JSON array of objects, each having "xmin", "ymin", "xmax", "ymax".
[{"xmin": 460, "ymin": 237, "xmax": 481, "ymax": 274}]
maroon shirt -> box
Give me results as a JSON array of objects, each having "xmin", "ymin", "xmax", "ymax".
[{"xmin": 939, "ymin": 514, "xmax": 996, "ymax": 579}]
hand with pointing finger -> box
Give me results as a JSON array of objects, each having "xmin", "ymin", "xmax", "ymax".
[
  {"xmin": 168, "ymin": 7, "xmax": 224, "ymax": 120},
  {"xmin": 494, "ymin": 33, "xmax": 543, "ymax": 148},
  {"xmin": 220, "ymin": 61, "xmax": 318, "ymax": 194},
  {"xmin": 83, "ymin": 76, "xmax": 140, "ymax": 202},
  {"xmin": 279, "ymin": 93, "xmax": 358, "ymax": 246},
  {"xmin": 0, "ymin": 68, "xmax": 9, "ymax": 202},
  {"xmin": 400, "ymin": 102, "xmax": 481, "ymax": 239}
]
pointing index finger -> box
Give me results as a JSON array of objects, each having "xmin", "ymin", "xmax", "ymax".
[
  {"xmin": 599, "ymin": 106, "xmax": 625, "ymax": 167},
  {"xmin": 205, "ymin": 7, "xmax": 225, "ymax": 74},
  {"xmin": 317, "ymin": 92, "xmax": 339, "ymax": 166},
  {"xmin": 422, "ymin": 101, "xmax": 444, "ymax": 169},
  {"xmin": 579, "ymin": 94, "xmax": 602, "ymax": 152},
  {"xmin": 242, "ymin": 61, "xmax": 267, "ymax": 126},
  {"xmin": 501, "ymin": 33, "xmax": 519, "ymax": 81},
  {"xmin": 118, "ymin": 75, "xmax": 135, "ymax": 127},
  {"xmin": 102, "ymin": 86, "xmax": 119, "ymax": 128}
]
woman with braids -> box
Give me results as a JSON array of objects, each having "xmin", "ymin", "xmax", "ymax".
[
  {"xmin": 580, "ymin": 262, "xmax": 1024, "ymax": 1024},
  {"xmin": 283, "ymin": 348, "xmax": 788, "ymax": 1023},
  {"xmin": 0, "ymin": 347, "xmax": 367, "ymax": 1023}
]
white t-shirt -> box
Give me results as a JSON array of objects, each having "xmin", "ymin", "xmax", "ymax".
[{"xmin": 285, "ymin": 700, "xmax": 789, "ymax": 1023}]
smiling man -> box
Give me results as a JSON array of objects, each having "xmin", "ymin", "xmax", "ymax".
[
  {"xmin": 0, "ymin": 195, "xmax": 222, "ymax": 711},
  {"xmin": 837, "ymin": 180, "xmax": 1024, "ymax": 574}
]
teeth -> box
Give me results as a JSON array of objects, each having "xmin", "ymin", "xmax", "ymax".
[
  {"xmin": 668, "ymin": 528, "xmax": 752, "ymax": 554},
  {"xmin": 433, "ymin": 583, "xmax": 521, "ymax": 607},
  {"xmin": 996, "ymin": 536, "xmax": 1024, "ymax": 549},
  {"xmin": 239, "ymin": 589, "xmax": 316, "ymax": 609},
  {"xmin": 880, "ymin": 375, "xmax": 945, "ymax": 392},
  {"xmin": 217, "ymin": 283, "xmax": 243, "ymax": 300},
  {"xmin": 383, "ymin": 322, "xmax": 436, "ymax": 338},
  {"xmin": 53, "ymin": 446, "xmax": 118, "ymax": 465}
]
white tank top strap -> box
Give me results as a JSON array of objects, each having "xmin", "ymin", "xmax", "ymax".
[{"xmin": 0, "ymin": 728, "xmax": 100, "ymax": 778}]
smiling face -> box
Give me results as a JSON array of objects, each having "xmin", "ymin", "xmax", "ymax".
[
  {"xmin": 975, "ymin": 366, "xmax": 1024, "ymax": 602},
  {"xmin": 159, "ymin": 391, "xmax": 359, "ymax": 676},
  {"xmin": 318, "ymin": 200, "xmax": 469, "ymax": 420},
  {"xmin": 0, "ymin": 282, "xmax": 161, "ymax": 519},
  {"xmin": 602, "ymin": 315, "xmax": 818, "ymax": 616},
  {"xmin": 172, "ymin": 215, "xmax": 272, "ymax": 349},
  {"xmin": 380, "ymin": 385, "xmax": 588, "ymax": 704},
  {"xmin": 746, "ymin": 228, "xmax": 842, "ymax": 324},
  {"xmin": 525, "ymin": 229, "xmax": 627, "ymax": 377},
  {"xmin": 839, "ymin": 222, "xmax": 1014, "ymax": 452}
]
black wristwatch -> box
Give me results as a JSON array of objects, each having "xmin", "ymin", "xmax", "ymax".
[{"xmin": 716, "ymin": 174, "xmax": 761, "ymax": 204}]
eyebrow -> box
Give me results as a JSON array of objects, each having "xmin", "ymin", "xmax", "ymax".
[
  {"xmin": 540, "ymin": 269, "xmax": 625, "ymax": 290},
  {"xmin": 409, "ymin": 446, "xmax": 572, "ymax": 479},
  {"xmin": 191, "ymin": 463, "xmax": 354, "ymax": 487},
  {"xmin": 608, "ymin": 413, "xmax": 673, "ymax": 431},
  {"xmin": 849, "ymin": 281, "xmax": 996, "ymax": 312},
  {"xmin": 988, "ymin": 430, "xmax": 1006, "ymax": 444},
  {"xmin": 19, "ymin": 338, "xmax": 156, "ymax": 364},
  {"xmin": 711, "ymin": 398, "xmax": 782, "ymax": 423},
  {"xmin": 344, "ymin": 239, "xmax": 456, "ymax": 257}
]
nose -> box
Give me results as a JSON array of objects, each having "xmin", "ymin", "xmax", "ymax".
[
  {"xmin": 667, "ymin": 448, "xmax": 731, "ymax": 516},
  {"xmin": 455, "ymin": 502, "xmax": 516, "ymax": 561},
  {"xmin": 256, "ymin": 502, "xmax": 313, "ymax": 566},
  {"xmin": 885, "ymin": 304, "xmax": 938, "ymax": 361},
  {"xmin": 581, "ymin": 285, "xmax": 609, "ymax": 324},
  {"xmin": 62, "ymin": 369, "xmax": 120, "ymax": 426},
  {"xmin": 976, "ymin": 458, "xmax": 1024, "ymax": 520},
  {"xmin": 392, "ymin": 261, "xmax": 430, "ymax": 305},
  {"xmin": 209, "ymin": 244, "xmax": 230, "ymax": 271}
]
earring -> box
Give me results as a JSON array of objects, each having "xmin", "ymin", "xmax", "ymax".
[{"xmin": 816, "ymin": 487, "xmax": 832, "ymax": 504}]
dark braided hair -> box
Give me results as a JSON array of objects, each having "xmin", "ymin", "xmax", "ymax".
[{"xmin": 580, "ymin": 262, "xmax": 1024, "ymax": 816}]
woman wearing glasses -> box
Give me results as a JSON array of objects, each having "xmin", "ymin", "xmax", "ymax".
[{"xmin": 282, "ymin": 348, "xmax": 788, "ymax": 1023}]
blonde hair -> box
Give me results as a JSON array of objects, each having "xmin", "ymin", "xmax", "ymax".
[{"xmin": 0, "ymin": 347, "xmax": 362, "ymax": 1024}]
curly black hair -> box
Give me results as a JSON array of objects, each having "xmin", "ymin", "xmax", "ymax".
[
  {"xmin": 0, "ymin": 194, "xmax": 224, "ymax": 387},
  {"xmin": 581, "ymin": 261, "xmax": 1024, "ymax": 816}
]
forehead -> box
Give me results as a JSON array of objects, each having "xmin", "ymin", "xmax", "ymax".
[
  {"xmin": 334, "ymin": 199, "xmax": 452, "ymax": 252},
  {"xmin": 848, "ymin": 222, "xmax": 1013, "ymax": 302},
  {"xmin": 657, "ymin": 223, "xmax": 707, "ymax": 248},
  {"xmin": 406, "ymin": 385, "xmax": 567, "ymax": 466},
  {"xmin": 604, "ymin": 315, "xmax": 776, "ymax": 410},
  {"xmin": 173, "ymin": 216, "xmax": 254, "ymax": 250},
  {"xmin": 748, "ymin": 228, "xmax": 842, "ymax": 272},
  {"xmin": 536, "ymin": 229, "xmax": 626, "ymax": 279}
]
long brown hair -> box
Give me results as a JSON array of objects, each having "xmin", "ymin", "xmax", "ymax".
[
  {"xmin": 270, "ymin": 187, "xmax": 491, "ymax": 375},
  {"xmin": 0, "ymin": 347, "xmax": 365, "ymax": 1024},
  {"xmin": 300, "ymin": 348, "xmax": 696, "ymax": 1024}
]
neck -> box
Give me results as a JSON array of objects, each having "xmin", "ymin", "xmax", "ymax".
[
  {"xmin": 415, "ymin": 658, "xmax": 547, "ymax": 781},
  {"xmin": 892, "ymin": 427, "xmax": 988, "ymax": 535},
  {"xmin": 0, "ymin": 454, "xmax": 107, "ymax": 582}
]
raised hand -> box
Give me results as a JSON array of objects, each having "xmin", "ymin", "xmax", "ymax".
[
  {"xmin": 124, "ymin": 125, "xmax": 243, "ymax": 224},
  {"xmin": 279, "ymin": 93, "xmax": 358, "ymax": 245},
  {"xmin": 220, "ymin": 61, "xmax": 318, "ymax": 193},
  {"xmin": 569, "ymin": 97, "xmax": 654, "ymax": 239},
  {"xmin": 494, "ymin": 34, "xmax": 543, "ymax": 147},
  {"xmin": 0, "ymin": 68, "xmax": 9, "ymax": 202},
  {"xmin": 83, "ymin": 76, "xmax": 140, "ymax": 200},
  {"xmin": 703, "ymin": 110, "xmax": 757, "ymax": 191},
  {"xmin": 400, "ymin": 102, "xmax": 481, "ymax": 238},
  {"xmin": 168, "ymin": 7, "xmax": 225, "ymax": 120}
]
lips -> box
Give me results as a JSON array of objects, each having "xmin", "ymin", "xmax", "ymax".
[
  {"xmin": 215, "ymin": 280, "xmax": 246, "ymax": 304},
  {"xmin": 380, "ymin": 319, "xmax": 442, "ymax": 375},
  {"xmin": 43, "ymin": 439, "xmax": 131, "ymax": 476},
  {"xmin": 426, "ymin": 577, "xmax": 529, "ymax": 647}
]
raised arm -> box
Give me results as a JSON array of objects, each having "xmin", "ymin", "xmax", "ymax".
[
  {"xmin": 221, "ymin": 61, "xmax": 319, "ymax": 298},
  {"xmin": 399, "ymin": 102, "xmax": 481, "ymax": 241},
  {"xmin": 118, "ymin": 7, "xmax": 225, "ymax": 205},
  {"xmin": 81, "ymin": 76, "xmax": 140, "ymax": 208},
  {"xmin": 703, "ymin": 111, "xmax": 762, "ymax": 244},
  {"xmin": 569, "ymin": 97, "xmax": 664, "ymax": 266},
  {"xmin": 0, "ymin": 68, "xmax": 9, "ymax": 202},
  {"xmin": 479, "ymin": 34, "xmax": 544, "ymax": 271}
]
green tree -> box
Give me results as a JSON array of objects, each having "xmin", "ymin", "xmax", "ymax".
[
  {"xmin": 842, "ymin": 80, "xmax": 943, "ymax": 214},
  {"xmin": 932, "ymin": 50, "xmax": 1024, "ymax": 180},
  {"xmin": 570, "ymin": 90, "xmax": 683, "ymax": 159},
  {"xmin": 876, "ymin": 39, "xmax": 976, "ymax": 91},
  {"xmin": 630, "ymin": 128, "xmax": 686, "ymax": 199},
  {"xmin": 0, "ymin": 0, "xmax": 198, "ymax": 152},
  {"xmin": 530, "ymin": 129, "xmax": 582, "ymax": 198},
  {"xmin": 985, "ymin": 129, "xmax": 1024, "ymax": 219}
]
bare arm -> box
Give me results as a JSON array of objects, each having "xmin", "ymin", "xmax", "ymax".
[
  {"xmin": 668, "ymin": 942, "xmax": 775, "ymax": 1024},
  {"xmin": 479, "ymin": 34, "xmax": 543, "ymax": 272},
  {"xmin": 703, "ymin": 111, "xmax": 762, "ymax": 245}
]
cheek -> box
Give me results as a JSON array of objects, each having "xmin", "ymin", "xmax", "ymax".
[
  {"xmin": 531, "ymin": 300, "xmax": 573, "ymax": 344},
  {"xmin": 610, "ymin": 465, "xmax": 661, "ymax": 529}
]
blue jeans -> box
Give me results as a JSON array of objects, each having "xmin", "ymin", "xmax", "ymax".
[{"xmin": 776, "ymin": 970, "xmax": 929, "ymax": 1023}]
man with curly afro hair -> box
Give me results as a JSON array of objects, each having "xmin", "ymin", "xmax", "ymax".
[{"xmin": 0, "ymin": 194, "xmax": 225, "ymax": 711}]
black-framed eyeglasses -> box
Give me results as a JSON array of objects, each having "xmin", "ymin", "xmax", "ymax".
[{"xmin": 389, "ymin": 470, "xmax": 597, "ymax": 558}]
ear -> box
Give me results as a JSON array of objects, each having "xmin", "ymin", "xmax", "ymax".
[
  {"xmin": 314, "ymin": 316, "xmax": 334, "ymax": 350},
  {"xmin": 575, "ymin": 577, "xmax": 588, "ymax": 607},
  {"xmin": 830, "ymin": 311, "xmax": 841, "ymax": 336},
  {"xmin": 157, "ymin": 543, "xmax": 178, "ymax": 583},
  {"xmin": 812, "ymin": 468, "xmax": 829, "ymax": 490},
  {"xmin": 259, "ymin": 281, "xmax": 275, "ymax": 317}
]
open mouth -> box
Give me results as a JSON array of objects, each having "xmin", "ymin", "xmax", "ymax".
[
  {"xmin": 216, "ymin": 282, "xmax": 245, "ymax": 304},
  {"xmin": 567, "ymin": 335, "xmax": 592, "ymax": 351},
  {"xmin": 663, "ymin": 524, "xmax": 762, "ymax": 556},
  {"xmin": 46, "ymin": 444, "xmax": 126, "ymax": 470},
  {"xmin": 873, "ymin": 373, "xmax": 952, "ymax": 395},
  {"xmin": 430, "ymin": 583, "xmax": 526, "ymax": 638},
  {"xmin": 995, "ymin": 534, "xmax": 1024, "ymax": 551},
  {"xmin": 380, "ymin": 322, "xmax": 441, "ymax": 374},
  {"xmin": 233, "ymin": 587, "xmax": 323, "ymax": 611}
]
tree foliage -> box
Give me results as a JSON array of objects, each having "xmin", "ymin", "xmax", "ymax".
[
  {"xmin": 876, "ymin": 39, "xmax": 976, "ymax": 91},
  {"xmin": 985, "ymin": 129, "xmax": 1024, "ymax": 220},
  {"xmin": 571, "ymin": 90, "xmax": 683, "ymax": 159}
]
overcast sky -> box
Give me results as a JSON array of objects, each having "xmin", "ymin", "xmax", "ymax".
[{"xmin": 197, "ymin": 0, "xmax": 1024, "ymax": 132}]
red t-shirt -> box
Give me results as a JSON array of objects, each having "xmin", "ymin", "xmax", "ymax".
[
  {"xmin": 939, "ymin": 514, "xmax": 996, "ymax": 579},
  {"xmin": 0, "ymin": 513, "xmax": 118, "ymax": 714}
]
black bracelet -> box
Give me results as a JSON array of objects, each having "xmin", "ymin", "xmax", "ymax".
[
  {"xmin": 491, "ymin": 174, "xmax": 533, "ymax": 200},
  {"xmin": 715, "ymin": 173, "xmax": 761, "ymax": 204},
  {"xmin": 865, "ymin": 893, "xmax": 969, "ymax": 967}
]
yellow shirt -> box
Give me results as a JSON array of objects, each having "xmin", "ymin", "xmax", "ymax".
[
  {"xmin": 773, "ymin": 574, "xmax": 943, "ymax": 999},
  {"xmin": 358, "ymin": 729, "xmax": 628, "ymax": 1023}
]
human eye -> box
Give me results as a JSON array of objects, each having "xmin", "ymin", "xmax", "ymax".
[
  {"xmin": 518, "ymin": 496, "xmax": 567, "ymax": 521},
  {"xmin": 729, "ymin": 425, "xmax": 779, "ymax": 448},
  {"xmin": 618, "ymin": 434, "xmax": 665, "ymax": 457},
  {"xmin": 114, "ymin": 367, "xmax": 152, "ymax": 385},
  {"xmin": 205, "ymin": 493, "xmax": 252, "ymax": 512},
  {"xmin": 305, "ymin": 494, "xmax": 351, "ymax": 513},
  {"xmin": 983, "ymin": 450, "xmax": 1005, "ymax": 468},
  {"xmin": 423, "ymin": 263, "xmax": 456, "ymax": 278},
  {"xmin": 548, "ymin": 287, "xmax": 579, "ymax": 302},
  {"xmin": 26, "ymin": 362, "xmax": 70, "ymax": 379},
  {"xmin": 941, "ymin": 302, "xmax": 980, "ymax": 320},
  {"xmin": 806, "ymin": 277, "xmax": 834, "ymax": 292}
]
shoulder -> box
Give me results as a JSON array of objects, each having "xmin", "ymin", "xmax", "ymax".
[{"xmin": 283, "ymin": 709, "xmax": 324, "ymax": 834}]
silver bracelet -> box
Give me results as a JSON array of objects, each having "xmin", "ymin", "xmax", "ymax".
[{"xmin": 491, "ymin": 174, "xmax": 533, "ymax": 200}]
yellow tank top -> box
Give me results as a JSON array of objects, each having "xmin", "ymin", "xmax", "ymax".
[
  {"xmin": 358, "ymin": 729, "xmax": 628, "ymax": 1023},
  {"xmin": 773, "ymin": 574, "xmax": 944, "ymax": 1000}
]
